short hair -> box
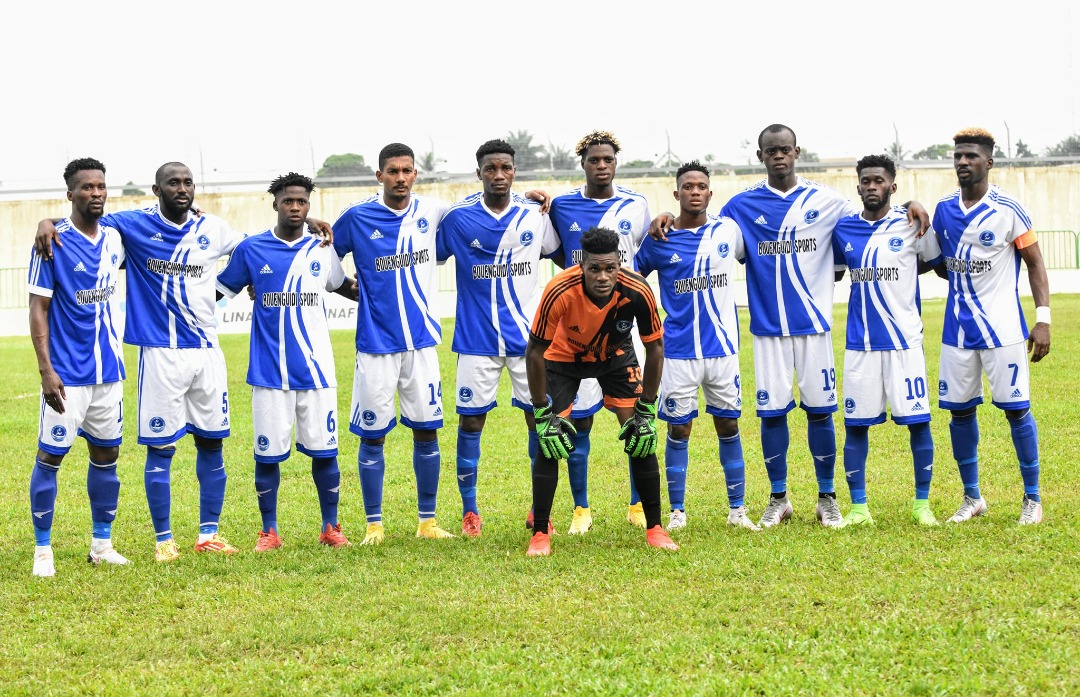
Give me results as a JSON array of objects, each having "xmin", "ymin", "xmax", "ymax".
[
  {"xmin": 580, "ymin": 227, "xmax": 620, "ymax": 258},
  {"xmin": 575, "ymin": 130, "xmax": 621, "ymax": 158},
  {"xmin": 757, "ymin": 123, "xmax": 797, "ymax": 149},
  {"xmin": 268, "ymin": 172, "xmax": 315, "ymax": 196},
  {"xmin": 954, "ymin": 127, "xmax": 995, "ymax": 155},
  {"xmin": 378, "ymin": 143, "xmax": 415, "ymax": 170},
  {"xmin": 676, "ymin": 160, "xmax": 710, "ymax": 181},
  {"xmin": 154, "ymin": 161, "xmax": 191, "ymax": 185},
  {"xmin": 855, "ymin": 154, "xmax": 896, "ymax": 180},
  {"xmin": 476, "ymin": 139, "xmax": 515, "ymax": 164},
  {"xmin": 63, "ymin": 157, "xmax": 106, "ymax": 189}
]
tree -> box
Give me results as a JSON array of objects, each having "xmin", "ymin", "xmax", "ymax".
[
  {"xmin": 418, "ymin": 150, "xmax": 445, "ymax": 174},
  {"xmin": 122, "ymin": 180, "xmax": 145, "ymax": 196},
  {"xmin": 542, "ymin": 142, "xmax": 577, "ymax": 170},
  {"xmin": 504, "ymin": 130, "xmax": 545, "ymax": 171},
  {"xmin": 619, "ymin": 159, "xmax": 656, "ymax": 178},
  {"xmin": 912, "ymin": 143, "xmax": 952, "ymax": 160},
  {"xmin": 317, "ymin": 153, "xmax": 374, "ymax": 186},
  {"xmin": 1045, "ymin": 133, "xmax": 1080, "ymax": 157},
  {"xmin": 887, "ymin": 139, "xmax": 909, "ymax": 161},
  {"xmin": 1015, "ymin": 139, "xmax": 1035, "ymax": 158}
]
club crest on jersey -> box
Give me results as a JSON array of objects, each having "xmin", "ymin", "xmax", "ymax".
[
  {"xmin": 979, "ymin": 231, "xmax": 995, "ymax": 246},
  {"xmin": 717, "ymin": 242, "xmax": 730, "ymax": 258},
  {"xmin": 665, "ymin": 397, "xmax": 676, "ymax": 412},
  {"xmin": 804, "ymin": 209, "xmax": 820, "ymax": 224},
  {"xmin": 458, "ymin": 387, "xmax": 474, "ymax": 403},
  {"xmin": 309, "ymin": 260, "xmax": 322, "ymax": 277},
  {"xmin": 618, "ymin": 220, "xmax": 632, "ymax": 235},
  {"xmin": 416, "ymin": 217, "xmax": 430, "ymax": 233},
  {"xmin": 197, "ymin": 234, "xmax": 211, "ymax": 250},
  {"xmin": 257, "ymin": 435, "xmax": 269, "ymax": 452},
  {"xmin": 50, "ymin": 425, "xmax": 67, "ymax": 441},
  {"xmin": 149, "ymin": 416, "xmax": 166, "ymax": 433},
  {"xmin": 111, "ymin": 253, "xmax": 119, "ymax": 266},
  {"xmin": 756, "ymin": 390, "xmax": 769, "ymax": 406},
  {"xmin": 616, "ymin": 320, "xmax": 633, "ymax": 333},
  {"xmin": 844, "ymin": 397, "xmax": 856, "ymax": 414},
  {"xmin": 520, "ymin": 230, "xmax": 534, "ymax": 246},
  {"xmin": 938, "ymin": 380, "xmax": 948, "ymax": 396},
  {"xmin": 362, "ymin": 410, "xmax": 377, "ymax": 426},
  {"xmin": 888, "ymin": 237, "xmax": 904, "ymax": 252}
]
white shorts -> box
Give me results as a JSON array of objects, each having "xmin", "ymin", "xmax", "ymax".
[
  {"xmin": 38, "ymin": 382, "xmax": 124, "ymax": 456},
  {"xmin": 938, "ymin": 342, "xmax": 1031, "ymax": 411},
  {"xmin": 752, "ymin": 333, "xmax": 838, "ymax": 416},
  {"xmin": 659, "ymin": 355, "xmax": 742, "ymax": 424},
  {"xmin": 842, "ymin": 348, "xmax": 932, "ymax": 426},
  {"xmin": 455, "ymin": 354, "xmax": 530, "ymax": 415},
  {"xmin": 349, "ymin": 347, "xmax": 444, "ymax": 438},
  {"xmin": 252, "ymin": 386, "xmax": 339, "ymax": 463},
  {"xmin": 137, "ymin": 346, "xmax": 230, "ymax": 446}
]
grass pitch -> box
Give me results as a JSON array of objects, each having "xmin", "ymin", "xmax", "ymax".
[{"xmin": 1, "ymin": 297, "xmax": 1078, "ymax": 695}]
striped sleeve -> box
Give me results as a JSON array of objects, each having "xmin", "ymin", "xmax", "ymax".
[
  {"xmin": 530, "ymin": 270, "xmax": 577, "ymax": 343},
  {"xmin": 619, "ymin": 270, "xmax": 663, "ymax": 343}
]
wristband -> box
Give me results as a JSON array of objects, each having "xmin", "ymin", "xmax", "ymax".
[{"xmin": 1035, "ymin": 306, "xmax": 1051, "ymax": 325}]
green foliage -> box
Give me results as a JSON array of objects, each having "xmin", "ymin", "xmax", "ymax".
[
  {"xmin": 121, "ymin": 180, "xmax": 145, "ymax": 196},
  {"xmin": 504, "ymin": 130, "xmax": 546, "ymax": 171},
  {"xmin": 1, "ymin": 297, "xmax": 1078, "ymax": 693},
  {"xmin": 1045, "ymin": 133, "xmax": 1080, "ymax": 157},
  {"xmin": 913, "ymin": 143, "xmax": 952, "ymax": 160},
  {"xmin": 543, "ymin": 143, "xmax": 577, "ymax": 170},
  {"xmin": 317, "ymin": 153, "xmax": 374, "ymax": 187}
]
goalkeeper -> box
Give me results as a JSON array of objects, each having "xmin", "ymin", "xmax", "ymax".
[{"xmin": 524, "ymin": 227, "xmax": 677, "ymax": 556}]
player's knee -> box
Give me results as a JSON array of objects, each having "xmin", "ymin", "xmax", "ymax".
[
  {"xmin": 950, "ymin": 407, "xmax": 977, "ymax": 420},
  {"xmin": 712, "ymin": 417, "xmax": 738, "ymax": 438},
  {"xmin": 413, "ymin": 428, "xmax": 438, "ymax": 443},
  {"xmin": 1005, "ymin": 408, "xmax": 1030, "ymax": 422},
  {"xmin": 362, "ymin": 436, "xmax": 386, "ymax": 446},
  {"xmin": 88, "ymin": 444, "xmax": 120, "ymax": 462},
  {"xmin": 669, "ymin": 423, "xmax": 693, "ymax": 440},
  {"xmin": 193, "ymin": 435, "xmax": 223, "ymax": 451},
  {"xmin": 806, "ymin": 411, "xmax": 831, "ymax": 423},
  {"xmin": 36, "ymin": 450, "xmax": 64, "ymax": 468},
  {"xmin": 572, "ymin": 415, "xmax": 593, "ymax": 432},
  {"xmin": 459, "ymin": 414, "xmax": 486, "ymax": 433}
]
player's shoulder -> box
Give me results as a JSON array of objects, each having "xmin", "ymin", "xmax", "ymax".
[
  {"xmin": 707, "ymin": 213, "xmax": 742, "ymax": 232},
  {"xmin": 233, "ymin": 228, "xmax": 273, "ymax": 250},
  {"xmin": 336, "ymin": 193, "xmax": 381, "ymax": 219},
  {"xmin": 799, "ymin": 176, "xmax": 846, "ymax": 200},
  {"xmin": 617, "ymin": 267, "xmax": 652, "ymax": 293},
  {"xmin": 987, "ymin": 185, "xmax": 1030, "ymax": 216},
  {"xmin": 545, "ymin": 265, "xmax": 583, "ymax": 292},
  {"xmin": 734, "ymin": 179, "xmax": 769, "ymax": 197},
  {"xmin": 447, "ymin": 192, "xmax": 484, "ymax": 216},
  {"xmin": 937, "ymin": 189, "xmax": 962, "ymax": 206},
  {"xmin": 613, "ymin": 184, "xmax": 647, "ymax": 201},
  {"xmin": 551, "ymin": 187, "xmax": 585, "ymax": 207},
  {"xmin": 511, "ymin": 191, "xmax": 543, "ymax": 211}
]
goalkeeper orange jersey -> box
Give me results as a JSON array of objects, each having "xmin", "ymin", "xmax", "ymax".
[{"xmin": 530, "ymin": 265, "xmax": 663, "ymax": 364}]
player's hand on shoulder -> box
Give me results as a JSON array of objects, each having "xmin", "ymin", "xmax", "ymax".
[
  {"xmin": 648, "ymin": 213, "xmax": 675, "ymax": 242},
  {"xmin": 35, "ymin": 219, "xmax": 62, "ymax": 260},
  {"xmin": 904, "ymin": 201, "xmax": 931, "ymax": 237},
  {"xmin": 524, "ymin": 190, "xmax": 551, "ymax": 214},
  {"xmin": 307, "ymin": 217, "xmax": 334, "ymax": 246}
]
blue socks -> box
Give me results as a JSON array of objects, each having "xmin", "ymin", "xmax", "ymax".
[
  {"xmin": 807, "ymin": 413, "xmax": 836, "ymax": 494},
  {"xmin": 456, "ymin": 428, "xmax": 481, "ymax": 516},
  {"xmin": 760, "ymin": 415, "xmax": 789, "ymax": 494},
  {"xmin": 30, "ymin": 458, "xmax": 60, "ymax": 546},
  {"xmin": 413, "ymin": 438, "xmax": 441, "ymax": 520},
  {"xmin": 719, "ymin": 432, "xmax": 746, "ymax": 508},
  {"xmin": 144, "ymin": 447, "xmax": 175, "ymax": 541},
  {"xmin": 950, "ymin": 410, "xmax": 980, "ymax": 499},
  {"xmin": 87, "ymin": 459, "xmax": 120, "ymax": 539},
  {"xmin": 843, "ymin": 425, "xmax": 869, "ymax": 505},
  {"xmin": 254, "ymin": 461, "xmax": 280, "ymax": 533},
  {"xmin": 1008, "ymin": 409, "xmax": 1041, "ymax": 502},
  {"xmin": 909, "ymin": 422, "xmax": 934, "ymax": 500},
  {"xmin": 566, "ymin": 429, "xmax": 591, "ymax": 508},
  {"xmin": 195, "ymin": 442, "xmax": 227, "ymax": 535},
  {"xmin": 311, "ymin": 456, "xmax": 341, "ymax": 528},
  {"xmin": 358, "ymin": 441, "xmax": 385, "ymax": 524},
  {"xmin": 665, "ymin": 436, "xmax": 689, "ymax": 511}
]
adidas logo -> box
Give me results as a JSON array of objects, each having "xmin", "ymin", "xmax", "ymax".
[
  {"xmin": 568, "ymin": 324, "xmax": 582, "ymax": 333},
  {"xmin": 754, "ymin": 215, "xmax": 768, "ymax": 225},
  {"xmin": 220, "ymin": 417, "xmax": 229, "ymax": 426},
  {"xmin": 912, "ymin": 402, "xmax": 924, "ymax": 411},
  {"xmin": 669, "ymin": 253, "xmax": 682, "ymax": 264},
  {"xmin": 844, "ymin": 242, "xmax": 853, "ymax": 252},
  {"xmin": 1011, "ymin": 388, "xmax": 1022, "ymax": 398},
  {"xmin": 370, "ymin": 229, "xmax": 384, "ymax": 240},
  {"xmin": 827, "ymin": 394, "xmax": 836, "ymax": 402},
  {"xmin": 433, "ymin": 407, "xmax": 442, "ymax": 417},
  {"xmin": 569, "ymin": 222, "xmax": 581, "ymax": 232},
  {"xmin": 150, "ymin": 232, "xmax": 164, "ymax": 241},
  {"xmin": 327, "ymin": 435, "xmax": 337, "ymax": 446},
  {"xmin": 259, "ymin": 264, "xmax": 273, "ymax": 274},
  {"xmin": 73, "ymin": 261, "xmax": 87, "ymax": 273},
  {"xmin": 470, "ymin": 239, "xmax": 483, "ymax": 249}
]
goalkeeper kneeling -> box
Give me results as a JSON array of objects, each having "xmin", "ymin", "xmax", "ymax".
[{"xmin": 523, "ymin": 227, "xmax": 678, "ymax": 556}]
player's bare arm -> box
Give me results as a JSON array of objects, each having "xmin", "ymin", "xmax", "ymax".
[
  {"xmin": 523, "ymin": 190, "xmax": 551, "ymax": 214},
  {"xmin": 33, "ymin": 219, "xmax": 65, "ymax": 260},
  {"xmin": 647, "ymin": 212, "xmax": 675, "ymax": 242},
  {"xmin": 639, "ymin": 337, "xmax": 663, "ymax": 404},
  {"xmin": 304, "ymin": 216, "xmax": 335, "ymax": 246},
  {"xmin": 901, "ymin": 201, "xmax": 931, "ymax": 236},
  {"xmin": 525, "ymin": 337, "xmax": 550, "ymax": 406},
  {"xmin": 1019, "ymin": 242, "xmax": 1051, "ymax": 362},
  {"xmin": 29, "ymin": 294, "xmax": 65, "ymax": 414}
]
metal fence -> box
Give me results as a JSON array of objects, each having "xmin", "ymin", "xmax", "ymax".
[{"xmin": 1, "ymin": 231, "xmax": 1074, "ymax": 309}]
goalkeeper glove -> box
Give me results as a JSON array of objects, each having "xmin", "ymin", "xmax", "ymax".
[
  {"xmin": 534, "ymin": 401, "xmax": 577, "ymax": 460},
  {"xmin": 618, "ymin": 398, "xmax": 658, "ymax": 457}
]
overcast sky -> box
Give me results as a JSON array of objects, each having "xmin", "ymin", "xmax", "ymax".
[{"xmin": 4, "ymin": 0, "xmax": 1076, "ymax": 191}]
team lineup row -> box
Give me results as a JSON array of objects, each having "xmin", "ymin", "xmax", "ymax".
[{"xmin": 27, "ymin": 125, "xmax": 1050, "ymax": 573}]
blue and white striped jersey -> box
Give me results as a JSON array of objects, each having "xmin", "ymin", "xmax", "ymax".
[
  {"xmin": 217, "ymin": 230, "xmax": 345, "ymax": 390},
  {"xmin": 332, "ymin": 194, "xmax": 449, "ymax": 354},
  {"xmin": 27, "ymin": 219, "xmax": 126, "ymax": 386},
  {"xmin": 548, "ymin": 185, "xmax": 650, "ymax": 269},
  {"xmin": 932, "ymin": 185, "xmax": 1035, "ymax": 349},
  {"xmin": 635, "ymin": 217, "xmax": 744, "ymax": 359},
  {"xmin": 833, "ymin": 208, "xmax": 942, "ymax": 351},
  {"xmin": 101, "ymin": 206, "xmax": 244, "ymax": 348},
  {"xmin": 436, "ymin": 192, "xmax": 559, "ymax": 357},
  {"xmin": 720, "ymin": 177, "xmax": 857, "ymax": 337}
]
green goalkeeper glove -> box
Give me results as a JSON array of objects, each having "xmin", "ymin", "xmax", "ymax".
[
  {"xmin": 534, "ymin": 401, "xmax": 577, "ymax": 460},
  {"xmin": 618, "ymin": 398, "xmax": 658, "ymax": 458}
]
